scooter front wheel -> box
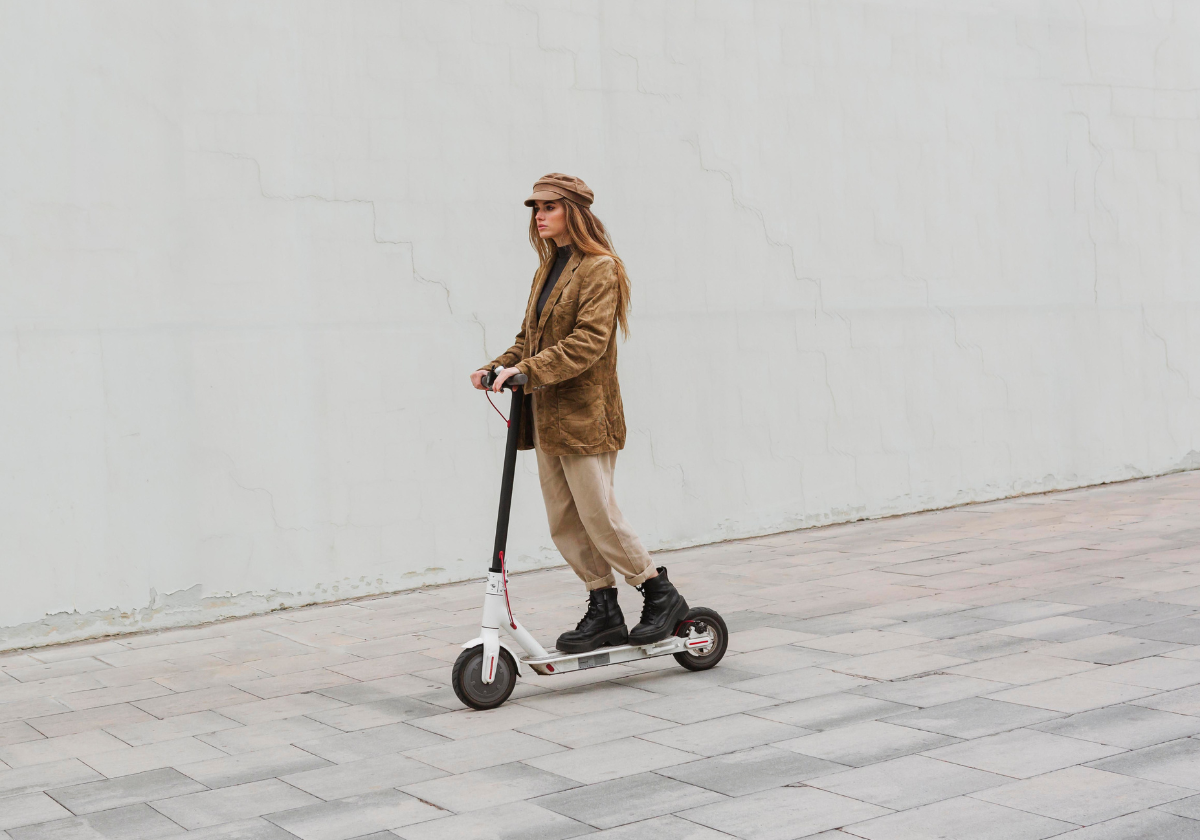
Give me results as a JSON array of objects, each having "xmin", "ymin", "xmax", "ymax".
[
  {"xmin": 673, "ymin": 607, "xmax": 729, "ymax": 671},
  {"xmin": 452, "ymin": 646, "xmax": 518, "ymax": 710}
]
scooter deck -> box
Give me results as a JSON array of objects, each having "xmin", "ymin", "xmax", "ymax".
[{"xmin": 521, "ymin": 635, "xmax": 692, "ymax": 676}]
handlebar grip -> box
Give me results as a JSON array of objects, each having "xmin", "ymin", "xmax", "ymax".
[{"xmin": 482, "ymin": 369, "xmax": 528, "ymax": 390}]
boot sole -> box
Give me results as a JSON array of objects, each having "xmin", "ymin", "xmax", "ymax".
[
  {"xmin": 556, "ymin": 625, "xmax": 629, "ymax": 654},
  {"xmin": 628, "ymin": 599, "xmax": 690, "ymax": 646}
]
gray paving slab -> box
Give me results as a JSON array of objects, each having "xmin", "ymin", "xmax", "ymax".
[
  {"xmin": 911, "ymin": 632, "xmax": 1046, "ymax": 663},
  {"xmin": 677, "ymin": 786, "xmax": 890, "ymax": 840},
  {"xmin": 1119, "ymin": 618, "xmax": 1200, "ymax": 645},
  {"xmin": 523, "ymin": 736, "xmax": 696, "ymax": 784},
  {"xmin": 1130, "ymin": 683, "xmax": 1200, "ymax": 715},
  {"xmin": 104, "ymin": 710, "xmax": 241, "ymax": 746},
  {"xmin": 1049, "ymin": 810, "xmax": 1200, "ymax": 839},
  {"xmin": 282, "ymin": 753, "xmax": 447, "ymax": 799},
  {"xmin": 625, "ymin": 686, "xmax": 778, "ymax": 724},
  {"xmin": 265, "ymin": 789, "xmax": 444, "ymax": 840},
  {"xmin": 533, "ymin": 772, "xmax": 724, "ymax": 830},
  {"xmin": 149, "ymin": 778, "xmax": 320, "ymax": 828},
  {"xmin": 8, "ymin": 803, "xmax": 184, "ymax": 840},
  {"xmin": 923, "ymin": 728, "xmax": 1125, "ymax": 778},
  {"xmin": 807, "ymin": 754, "xmax": 1007, "ymax": 810},
  {"xmin": 516, "ymin": 708, "xmax": 673, "ymax": 749},
  {"xmin": 79, "ymin": 735, "xmax": 228, "ymax": 777},
  {"xmin": 1039, "ymin": 634, "xmax": 1185, "ymax": 665},
  {"xmin": 581, "ymin": 814, "xmax": 735, "ymax": 839},
  {"xmin": 181, "ymin": 817, "xmax": 309, "ymax": 840},
  {"xmin": 1159, "ymin": 791, "xmax": 1200, "ymax": 820},
  {"xmin": 886, "ymin": 698, "xmax": 1062, "ymax": 739},
  {"xmin": 0, "ymin": 793, "xmax": 73, "ymax": 832},
  {"xmin": 984, "ymin": 674, "xmax": 1158, "ymax": 714},
  {"xmin": 392, "ymin": 800, "xmax": 591, "ymax": 840},
  {"xmin": 1088, "ymin": 656, "xmax": 1200, "ymax": 690},
  {"xmin": 297, "ymin": 722, "xmax": 449, "ymax": 763},
  {"xmin": 844, "ymin": 795, "xmax": 1075, "ymax": 840},
  {"xmin": 748, "ymin": 693, "xmax": 912, "ymax": 731},
  {"xmin": 305, "ymin": 697, "xmax": 447, "ymax": 731},
  {"xmin": 971, "ymin": 766, "xmax": 1195, "ymax": 825},
  {"xmin": 656, "ymin": 745, "xmax": 846, "ymax": 796},
  {"xmin": 722, "ymin": 645, "xmax": 844, "ymax": 675},
  {"xmin": 1088, "ymin": 737, "xmax": 1200, "ymax": 789},
  {"xmin": 0, "ymin": 758, "xmax": 103, "ymax": 797},
  {"xmin": 723, "ymin": 667, "xmax": 871, "ymax": 702},
  {"xmin": 403, "ymin": 729, "xmax": 563, "ymax": 775},
  {"xmin": 46, "ymin": 767, "xmax": 206, "ymax": 815},
  {"xmin": 1072, "ymin": 601, "xmax": 1196, "ymax": 626},
  {"xmin": 639, "ymin": 713, "xmax": 808, "ymax": 757},
  {"xmin": 398, "ymin": 761, "xmax": 578, "ymax": 813},
  {"xmin": 178, "ymin": 745, "xmax": 332, "ymax": 788},
  {"xmin": 778, "ymin": 721, "xmax": 959, "ymax": 767},
  {"xmin": 198, "ymin": 716, "xmax": 342, "ymax": 755},
  {"xmin": 850, "ymin": 674, "xmax": 1007, "ymax": 708},
  {"xmin": 1033, "ymin": 704, "xmax": 1200, "ymax": 749}
]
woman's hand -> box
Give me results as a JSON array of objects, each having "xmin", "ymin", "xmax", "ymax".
[
  {"xmin": 490, "ymin": 367, "xmax": 521, "ymax": 392},
  {"xmin": 470, "ymin": 370, "xmax": 488, "ymax": 390}
]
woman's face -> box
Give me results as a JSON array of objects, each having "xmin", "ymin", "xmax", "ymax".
[{"xmin": 535, "ymin": 200, "xmax": 567, "ymax": 243}]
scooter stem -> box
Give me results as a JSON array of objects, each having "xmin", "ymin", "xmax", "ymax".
[{"xmin": 491, "ymin": 386, "xmax": 524, "ymax": 575}]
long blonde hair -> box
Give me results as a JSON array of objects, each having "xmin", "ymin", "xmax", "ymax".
[{"xmin": 528, "ymin": 201, "xmax": 631, "ymax": 338}]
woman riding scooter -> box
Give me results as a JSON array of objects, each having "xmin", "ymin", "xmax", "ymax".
[{"xmin": 469, "ymin": 173, "xmax": 689, "ymax": 655}]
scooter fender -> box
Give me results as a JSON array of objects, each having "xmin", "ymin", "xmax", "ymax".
[{"xmin": 461, "ymin": 636, "xmax": 530, "ymax": 678}]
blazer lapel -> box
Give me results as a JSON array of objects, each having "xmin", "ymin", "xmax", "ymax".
[{"xmin": 533, "ymin": 250, "xmax": 582, "ymax": 342}]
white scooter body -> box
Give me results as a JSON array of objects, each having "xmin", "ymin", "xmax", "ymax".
[{"xmin": 461, "ymin": 569, "xmax": 715, "ymax": 681}]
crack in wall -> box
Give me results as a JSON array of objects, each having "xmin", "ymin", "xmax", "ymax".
[
  {"xmin": 201, "ymin": 150, "xmax": 454, "ymax": 315},
  {"xmin": 936, "ymin": 306, "xmax": 1012, "ymax": 407},
  {"xmin": 1066, "ymin": 110, "xmax": 1111, "ymax": 305},
  {"xmin": 684, "ymin": 137, "xmax": 839, "ymax": 324},
  {"xmin": 611, "ymin": 49, "xmax": 682, "ymax": 103},
  {"xmin": 469, "ymin": 312, "xmax": 491, "ymax": 361},
  {"xmin": 503, "ymin": 1, "xmax": 582, "ymax": 90},
  {"xmin": 1142, "ymin": 305, "xmax": 1198, "ymax": 399}
]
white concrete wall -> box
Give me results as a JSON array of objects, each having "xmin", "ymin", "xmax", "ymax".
[{"xmin": 1, "ymin": 0, "xmax": 1198, "ymax": 650}]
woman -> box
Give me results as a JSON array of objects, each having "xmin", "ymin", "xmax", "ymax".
[{"xmin": 470, "ymin": 173, "xmax": 690, "ymax": 654}]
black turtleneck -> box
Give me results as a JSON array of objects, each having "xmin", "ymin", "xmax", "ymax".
[{"xmin": 537, "ymin": 245, "xmax": 572, "ymax": 318}]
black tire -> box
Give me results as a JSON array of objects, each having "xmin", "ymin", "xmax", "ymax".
[
  {"xmin": 452, "ymin": 646, "xmax": 518, "ymax": 710},
  {"xmin": 673, "ymin": 607, "xmax": 728, "ymax": 671}
]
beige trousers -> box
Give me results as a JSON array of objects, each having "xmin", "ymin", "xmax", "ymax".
[{"xmin": 533, "ymin": 422, "xmax": 656, "ymax": 590}]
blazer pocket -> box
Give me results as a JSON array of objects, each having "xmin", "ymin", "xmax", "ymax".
[{"xmin": 557, "ymin": 383, "xmax": 605, "ymax": 437}]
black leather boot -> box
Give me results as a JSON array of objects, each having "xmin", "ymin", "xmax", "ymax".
[
  {"xmin": 629, "ymin": 566, "xmax": 690, "ymax": 645},
  {"xmin": 556, "ymin": 587, "xmax": 629, "ymax": 653}
]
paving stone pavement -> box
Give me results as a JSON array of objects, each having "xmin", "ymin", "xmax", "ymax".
[{"xmin": 2, "ymin": 472, "xmax": 1200, "ymax": 840}]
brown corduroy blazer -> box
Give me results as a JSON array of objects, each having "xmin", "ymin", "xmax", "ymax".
[{"xmin": 484, "ymin": 251, "xmax": 627, "ymax": 456}]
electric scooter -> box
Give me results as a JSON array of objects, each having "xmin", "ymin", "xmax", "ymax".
[{"xmin": 452, "ymin": 370, "xmax": 729, "ymax": 710}]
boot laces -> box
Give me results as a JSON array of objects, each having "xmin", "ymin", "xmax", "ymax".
[
  {"xmin": 635, "ymin": 583, "xmax": 656, "ymax": 626},
  {"xmin": 575, "ymin": 595, "xmax": 606, "ymax": 630}
]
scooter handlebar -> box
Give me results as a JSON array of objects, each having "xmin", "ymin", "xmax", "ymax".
[{"xmin": 482, "ymin": 369, "xmax": 528, "ymax": 390}]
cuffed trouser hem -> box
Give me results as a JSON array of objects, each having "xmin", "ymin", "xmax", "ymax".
[
  {"xmin": 584, "ymin": 574, "xmax": 618, "ymax": 591},
  {"xmin": 625, "ymin": 566, "xmax": 658, "ymax": 588}
]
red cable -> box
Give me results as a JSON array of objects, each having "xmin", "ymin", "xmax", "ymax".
[
  {"xmin": 500, "ymin": 551, "xmax": 517, "ymax": 629},
  {"xmin": 485, "ymin": 390, "xmax": 509, "ymax": 427}
]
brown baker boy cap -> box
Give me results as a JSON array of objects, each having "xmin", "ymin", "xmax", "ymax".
[{"xmin": 524, "ymin": 173, "xmax": 594, "ymax": 208}]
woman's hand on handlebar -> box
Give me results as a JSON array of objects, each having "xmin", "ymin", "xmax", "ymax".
[
  {"xmin": 470, "ymin": 370, "xmax": 489, "ymax": 390},
  {"xmin": 490, "ymin": 367, "xmax": 521, "ymax": 392}
]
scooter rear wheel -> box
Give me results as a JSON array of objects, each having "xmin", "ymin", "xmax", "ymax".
[
  {"xmin": 452, "ymin": 647, "xmax": 518, "ymax": 710},
  {"xmin": 673, "ymin": 607, "xmax": 728, "ymax": 671}
]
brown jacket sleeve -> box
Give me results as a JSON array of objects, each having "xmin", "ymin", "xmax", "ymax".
[
  {"xmin": 482, "ymin": 321, "xmax": 526, "ymax": 372},
  {"xmin": 515, "ymin": 257, "xmax": 617, "ymax": 388}
]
